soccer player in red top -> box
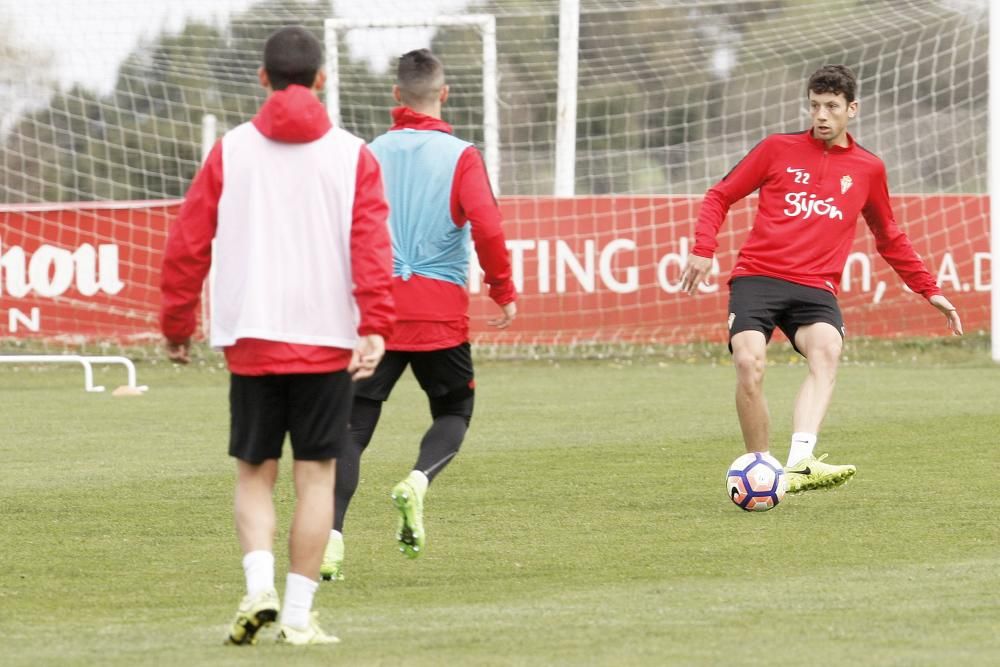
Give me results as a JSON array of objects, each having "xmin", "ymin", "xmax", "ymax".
[
  {"xmin": 160, "ymin": 27, "xmax": 394, "ymax": 644},
  {"xmin": 319, "ymin": 49, "xmax": 517, "ymax": 580},
  {"xmin": 680, "ymin": 65, "xmax": 962, "ymax": 493}
]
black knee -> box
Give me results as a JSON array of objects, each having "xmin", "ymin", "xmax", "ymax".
[{"xmin": 429, "ymin": 386, "xmax": 474, "ymax": 426}]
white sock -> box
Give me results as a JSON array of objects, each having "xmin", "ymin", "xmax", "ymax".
[
  {"xmin": 787, "ymin": 433, "xmax": 817, "ymax": 467},
  {"xmin": 407, "ymin": 470, "xmax": 429, "ymax": 496},
  {"xmin": 280, "ymin": 573, "xmax": 318, "ymax": 630},
  {"xmin": 329, "ymin": 529, "xmax": 343, "ymax": 542},
  {"xmin": 242, "ymin": 550, "xmax": 275, "ymax": 597}
]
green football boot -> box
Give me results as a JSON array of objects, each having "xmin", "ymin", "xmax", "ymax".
[
  {"xmin": 225, "ymin": 588, "xmax": 279, "ymax": 645},
  {"xmin": 319, "ymin": 534, "xmax": 344, "ymax": 582},
  {"xmin": 784, "ymin": 453, "xmax": 856, "ymax": 493},
  {"xmin": 390, "ymin": 478, "xmax": 425, "ymax": 559}
]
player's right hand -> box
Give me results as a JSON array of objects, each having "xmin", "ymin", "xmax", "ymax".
[
  {"xmin": 488, "ymin": 301, "xmax": 517, "ymax": 329},
  {"xmin": 680, "ymin": 254, "xmax": 713, "ymax": 295},
  {"xmin": 165, "ymin": 338, "xmax": 191, "ymax": 364}
]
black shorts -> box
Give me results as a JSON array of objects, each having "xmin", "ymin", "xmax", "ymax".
[
  {"xmin": 355, "ymin": 343, "xmax": 475, "ymax": 402},
  {"xmin": 728, "ymin": 276, "xmax": 845, "ymax": 355},
  {"xmin": 229, "ymin": 371, "xmax": 354, "ymax": 463}
]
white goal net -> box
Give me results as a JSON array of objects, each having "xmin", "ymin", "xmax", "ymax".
[{"xmin": 0, "ymin": 0, "xmax": 990, "ymax": 352}]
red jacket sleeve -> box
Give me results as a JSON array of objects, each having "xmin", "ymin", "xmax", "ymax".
[
  {"xmin": 159, "ymin": 141, "xmax": 222, "ymax": 343},
  {"xmin": 351, "ymin": 145, "xmax": 396, "ymax": 337},
  {"xmin": 692, "ymin": 137, "xmax": 774, "ymax": 258},
  {"xmin": 450, "ymin": 146, "xmax": 517, "ymax": 306},
  {"xmin": 862, "ymin": 162, "xmax": 941, "ymax": 298}
]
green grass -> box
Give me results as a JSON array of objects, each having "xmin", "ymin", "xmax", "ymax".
[{"xmin": 1, "ymin": 350, "xmax": 999, "ymax": 665}]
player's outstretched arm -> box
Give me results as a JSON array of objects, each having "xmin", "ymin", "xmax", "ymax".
[
  {"xmin": 680, "ymin": 254, "xmax": 714, "ymax": 295},
  {"xmin": 928, "ymin": 295, "xmax": 963, "ymax": 336}
]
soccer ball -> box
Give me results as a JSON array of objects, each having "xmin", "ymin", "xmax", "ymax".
[{"xmin": 726, "ymin": 452, "xmax": 787, "ymax": 512}]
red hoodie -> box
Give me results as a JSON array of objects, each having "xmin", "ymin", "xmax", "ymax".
[
  {"xmin": 693, "ymin": 130, "xmax": 940, "ymax": 298},
  {"xmin": 381, "ymin": 107, "xmax": 516, "ymax": 351},
  {"xmin": 160, "ymin": 85, "xmax": 395, "ymax": 374}
]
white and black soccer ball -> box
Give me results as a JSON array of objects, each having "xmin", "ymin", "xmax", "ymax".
[{"xmin": 726, "ymin": 452, "xmax": 787, "ymax": 512}]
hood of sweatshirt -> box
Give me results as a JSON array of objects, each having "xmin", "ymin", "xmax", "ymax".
[{"xmin": 251, "ymin": 84, "xmax": 332, "ymax": 143}]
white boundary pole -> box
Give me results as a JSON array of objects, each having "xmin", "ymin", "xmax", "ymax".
[
  {"xmin": 200, "ymin": 114, "xmax": 217, "ymax": 163},
  {"xmin": 554, "ymin": 0, "xmax": 579, "ymax": 197},
  {"xmin": 324, "ymin": 19, "xmax": 342, "ymax": 127},
  {"xmin": 323, "ymin": 15, "xmax": 499, "ymax": 193},
  {"xmin": 991, "ymin": 2, "xmax": 1000, "ymax": 362},
  {"xmin": 480, "ymin": 15, "xmax": 500, "ymax": 195}
]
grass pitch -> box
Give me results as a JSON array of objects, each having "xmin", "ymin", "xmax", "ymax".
[{"xmin": 1, "ymin": 347, "xmax": 998, "ymax": 666}]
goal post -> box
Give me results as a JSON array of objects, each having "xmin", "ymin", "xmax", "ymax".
[
  {"xmin": 553, "ymin": 0, "xmax": 580, "ymax": 197},
  {"xmin": 323, "ymin": 14, "xmax": 500, "ymax": 194}
]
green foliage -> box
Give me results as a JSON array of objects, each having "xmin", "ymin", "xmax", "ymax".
[{"xmin": 1, "ymin": 358, "xmax": 999, "ymax": 664}]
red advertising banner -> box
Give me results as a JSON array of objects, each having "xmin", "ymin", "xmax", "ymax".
[
  {"xmin": 0, "ymin": 196, "xmax": 991, "ymax": 345},
  {"xmin": 469, "ymin": 195, "xmax": 992, "ymax": 344},
  {"xmin": 1, "ymin": 201, "xmax": 175, "ymax": 343}
]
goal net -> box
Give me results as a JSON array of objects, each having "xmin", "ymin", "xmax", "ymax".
[{"xmin": 0, "ymin": 0, "xmax": 990, "ymax": 353}]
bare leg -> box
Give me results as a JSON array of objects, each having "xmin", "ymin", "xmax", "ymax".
[
  {"xmin": 228, "ymin": 460, "xmax": 281, "ymax": 645},
  {"xmin": 783, "ymin": 323, "xmax": 855, "ymax": 491},
  {"xmin": 289, "ymin": 458, "xmax": 335, "ymax": 578},
  {"xmin": 235, "ymin": 459, "xmax": 279, "ymax": 554},
  {"xmin": 792, "ymin": 323, "xmax": 843, "ymax": 434},
  {"xmin": 731, "ymin": 330, "xmax": 770, "ymax": 453}
]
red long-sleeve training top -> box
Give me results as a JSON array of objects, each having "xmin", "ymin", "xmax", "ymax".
[{"xmin": 692, "ymin": 129, "xmax": 941, "ymax": 298}]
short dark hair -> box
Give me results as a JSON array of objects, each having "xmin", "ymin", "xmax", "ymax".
[
  {"xmin": 396, "ymin": 49, "xmax": 445, "ymax": 106},
  {"xmin": 263, "ymin": 26, "xmax": 323, "ymax": 90},
  {"xmin": 808, "ymin": 65, "xmax": 858, "ymax": 103}
]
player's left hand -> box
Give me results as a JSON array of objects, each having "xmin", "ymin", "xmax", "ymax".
[
  {"xmin": 929, "ymin": 295, "xmax": 963, "ymax": 336},
  {"xmin": 350, "ymin": 334, "xmax": 385, "ymax": 380},
  {"xmin": 488, "ymin": 301, "xmax": 517, "ymax": 329}
]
